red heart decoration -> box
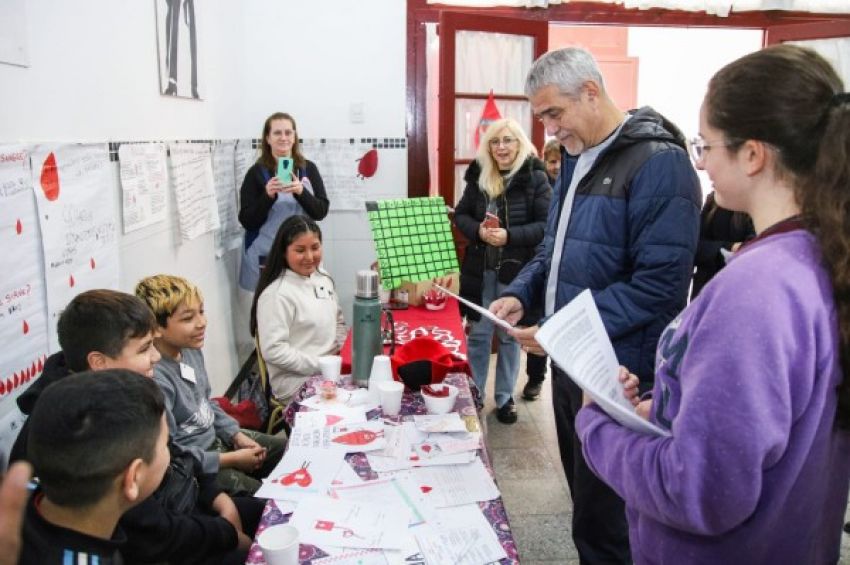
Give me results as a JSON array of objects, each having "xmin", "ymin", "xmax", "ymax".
[
  {"xmin": 420, "ymin": 485, "xmax": 433, "ymax": 493},
  {"xmin": 325, "ymin": 415, "xmax": 343, "ymax": 426},
  {"xmin": 421, "ymin": 444, "xmax": 432, "ymax": 453}
]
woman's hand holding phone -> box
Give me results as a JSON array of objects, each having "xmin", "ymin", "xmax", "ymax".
[
  {"xmin": 265, "ymin": 176, "xmax": 284, "ymax": 197},
  {"xmin": 280, "ymin": 177, "xmax": 304, "ymax": 196}
]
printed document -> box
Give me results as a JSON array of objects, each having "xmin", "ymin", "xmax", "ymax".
[{"xmin": 536, "ymin": 290, "xmax": 670, "ymax": 437}]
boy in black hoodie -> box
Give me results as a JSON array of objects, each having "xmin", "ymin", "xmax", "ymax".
[
  {"xmin": 11, "ymin": 289, "xmax": 262, "ymax": 564},
  {"xmin": 20, "ymin": 370, "xmax": 169, "ymax": 564}
]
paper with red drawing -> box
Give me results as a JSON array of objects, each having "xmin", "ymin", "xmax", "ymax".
[
  {"xmin": 288, "ymin": 421, "xmax": 387, "ymax": 453},
  {"xmin": 289, "ymin": 496, "xmax": 410, "ymax": 550},
  {"xmin": 255, "ymin": 447, "xmax": 344, "ymax": 501},
  {"xmin": 410, "ymin": 457, "xmax": 500, "ymax": 508}
]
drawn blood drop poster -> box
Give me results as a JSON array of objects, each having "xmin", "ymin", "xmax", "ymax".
[
  {"xmin": 0, "ymin": 144, "xmax": 49, "ymax": 403},
  {"xmin": 30, "ymin": 144, "xmax": 119, "ymax": 353}
]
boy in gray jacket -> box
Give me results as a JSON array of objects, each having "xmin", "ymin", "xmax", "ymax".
[{"xmin": 136, "ymin": 275, "xmax": 285, "ymax": 495}]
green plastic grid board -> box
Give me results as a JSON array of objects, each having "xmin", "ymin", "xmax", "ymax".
[{"xmin": 365, "ymin": 196, "xmax": 459, "ymax": 289}]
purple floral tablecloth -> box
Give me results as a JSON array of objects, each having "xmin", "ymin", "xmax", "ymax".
[{"xmin": 246, "ymin": 372, "xmax": 519, "ymax": 564}]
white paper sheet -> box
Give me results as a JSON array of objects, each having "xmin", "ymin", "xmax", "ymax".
[
  {"xmin": 409, "ymin": 457, "xmax": 500, "ymax": 508},
  {"xmin": 413, "ymin": 413, "xmax": 468, "ymax": 433},
  {"xmin": 416, "ymin": 504, "xmax": 507, "ymax": 565},
  {"xmin": 311, "ymin": 549, "xmax": 387, "ymax": 565},
  {"xmin": 0, "ymin": 144, "xmax": 49, "ymax": 405},
  {"xmin": 294, "ymin": 406, "xmax": 367, "ymax": 428},
  {"xmin": 211, "ymin": 141, "xmax": 243, "ymax": 256},
  {"xmin": 331, "ymin": 477, "xmax": 434, "ymax": 527},
  {"xmin": 290, "ymin": 496, "xmax": 410, "ymax": 550},
  {"xmin": 536, "ymin": 289, "xmax": 670, "ymax": 437},
  {"xmin": 167, "ymin": 142, "xmax": 220, "ymax": 241},
  {"xmin": 434, "ymin": 283, "xmax": 513, "ymax": 331},
  {"xmin": 118, "ymin": 142, "xmax": 168, "ymax": 233},
  {"xmin": 30, "ymin": 144, "xmax": 119, "ymax": 353}
]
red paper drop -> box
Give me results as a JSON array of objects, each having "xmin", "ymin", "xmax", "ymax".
[
  {"xmin": 13, "ymin": 374, "xmax": 19, "ymax": 388},
  {"xmin": 22, "ymin": 320, "xmax": 29, "ymax": 334},
  {"xmin": 38, "ymin": 357, "xmax": 44, "ymax": 372},
  {"xmin": 0, "ymin": 379, "xmax": 5, "ymax": 395},
  {"xmin": 69, "ymin": 274, "xmax": 75, "ymax": 287},
  {"xmin": 356, "ymin": 148, "xmax": 378, "ymax": 179},
  {"xmin": 90, "ymin": 257, "xmax": 96, "ymax": 269},
  {"xmin": 15, "ymin": 219, "xmax": 22, "ymax": 235},
  {"xmin": 31, "ymin": 361, "xmax": 36, "ymax": 375},
  {"xmin": 40, "ymin": 152, "xmax": 60, "ymax": 201}
]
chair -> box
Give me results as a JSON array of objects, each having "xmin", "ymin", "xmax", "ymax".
[
  {"xmin": 223, "ymin": 336, "xmax": 287, "ymax": 436},
  {"xmin": 254, "ymin": 335, "xmax": 287, "ymax": 436}
]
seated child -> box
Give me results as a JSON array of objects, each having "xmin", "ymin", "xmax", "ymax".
[
  {"xmin": 11, "ymin": 289, "xmax": 261, "ymax": 564},
  {"xmin": 10, "ymin": 289, "xmax": 162, "ymax": 464},
  {"xmin": 136, "ymin": 274, "xmax": 286, "ymax": 495},
  {"xmin": 20, "ymin": 369, "xmax": 170, "ymax": 563},
  {"xmin": 251, "ymin": 215, "xmax": 347, "ymax": 406}
]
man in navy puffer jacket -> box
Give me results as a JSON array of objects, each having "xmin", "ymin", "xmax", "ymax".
[{"xmin": 491, "ymin": 47, "xmax": 701, "ymax": 564}]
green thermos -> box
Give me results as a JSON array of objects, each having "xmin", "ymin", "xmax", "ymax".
[{"xmin": 352, "ymin": 270, "xmax": 382, "ymax": 387}]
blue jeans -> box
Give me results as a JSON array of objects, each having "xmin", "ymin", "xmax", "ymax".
[{"xmin": 467, "ymin": 270, "xmax": 520, "ymax": 408}]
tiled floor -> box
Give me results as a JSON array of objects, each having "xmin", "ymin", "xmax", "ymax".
[{"xmin": 478, "ymin": 352, "xmax": 850, "ymax": 564}]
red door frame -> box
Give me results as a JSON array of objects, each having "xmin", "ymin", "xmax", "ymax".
[
  {"xmin": 438, "ymin": 13, "xmax": 547, "ymax": 205},
  {"xmin": 406, "ymin": 0, "xmax": 850, "ymax": 198},
  {"xmin": 765, "ymin": 19, "xmax": 850, "ymax": 43}
]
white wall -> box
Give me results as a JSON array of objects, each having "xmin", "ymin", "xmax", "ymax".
[
  {"xmin": 0, "ymin": 0, "xmax": 407, "ymax": 394},
  {"xmin": 628, "ymin": 26, "xmax": 763, "ymax": 198}
]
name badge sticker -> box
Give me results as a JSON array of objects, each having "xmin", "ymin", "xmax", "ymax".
[{"xmin": 179, "ymin": 363, "xmax": 197, "ymax": 384}]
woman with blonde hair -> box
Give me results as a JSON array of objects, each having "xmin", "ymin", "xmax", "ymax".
[{"xmin": 454, "ymin": 118, "xmax": 551, "ymax": 423}]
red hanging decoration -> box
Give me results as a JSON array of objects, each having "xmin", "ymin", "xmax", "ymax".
[
  {"xmin": 356, "ymin": 148, "xmax": 379, "ymax": 179},
  {"xmin": 40, "ymin": 152, "xmax": 61, "ymax": 201}
]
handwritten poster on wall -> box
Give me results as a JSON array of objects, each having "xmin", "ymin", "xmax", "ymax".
[
  {"xmin": 118, "ymin": 142, "xmax": 168, "ymax": 233},
  {"xmin": 0, "ymin": 145, "xmax": 49, "ymax": 403},
  {"xmin": 212, "ymin": 141, "xmax": 242, "ymax": 257},
  {"xmin": 301, "ymin": 139, "xmax": 373, "ymax": 211},
  {"xmin": 168, "ymin": 142, "xmax": 220, "ymax": 242},
  {"xmin": 234, "ymin": 139, "xmax": 256, "ymax": 208},
  {"xmin": 30, "ymin": 144, "xmax": 119, "ymax": 353}
]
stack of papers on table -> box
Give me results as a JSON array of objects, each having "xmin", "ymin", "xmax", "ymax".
[{"xmin": 256, "ymin": 392, "xmax": 508, "ymax": 564}]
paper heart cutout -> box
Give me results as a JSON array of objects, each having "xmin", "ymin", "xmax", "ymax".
[
  {"xmin": 420, "ymin": 485, "xmax": 433, "ymax": 493},
  {"xmin": 325, "ymin": 415, "xmax": 343, "ymax": 426},
  {"xmin": 421, "ymin": 444, "xmax": 432, "ymax": 453}
]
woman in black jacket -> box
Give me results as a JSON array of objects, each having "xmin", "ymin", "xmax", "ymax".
[{"xmin": 454, "ymin": 118, "xmax": 551, "ymax": 424}]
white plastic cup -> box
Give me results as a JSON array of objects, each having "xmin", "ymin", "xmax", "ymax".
[
  {"xmin": 318, "ymin": 355, "xmax": 342, "ymax": 383},
  {"xmin": 257, "ymin": 524, "xmax": 299, "ymax": 565},
  {"xmin": 378, "ymin": 380, "xmax": 404, "ymax": 416},
  {"xmin": 368, "ymin": 355, "xmax": 393, "ymax": 395}
]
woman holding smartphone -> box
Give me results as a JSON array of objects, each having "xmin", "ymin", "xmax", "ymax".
[
  {"xmin": 454, "ymin": 118, "xmax": 551, "ymax": 424},
  {"xmin": 237, "ymin": 112, "xmax": 329, "ymax": 355},
  {"xmin": 239, "ymin": 112, "xmax": 329, "ymax": 292}
]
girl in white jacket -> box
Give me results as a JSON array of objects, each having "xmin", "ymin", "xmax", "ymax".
[{"xmin": 250, "ymin": 215, "xmax": 346, "ymax": 405}]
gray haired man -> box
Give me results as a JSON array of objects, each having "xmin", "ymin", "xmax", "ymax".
[{"xmin": 491, "ymin": 48, "xmax": 701, "ymax": 563}]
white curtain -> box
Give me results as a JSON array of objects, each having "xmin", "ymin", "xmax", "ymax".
[
  {"xmin": 427, "ymin": 0, "xmax": 850, "ymax": 17},
  {"xmin": 425, "ymin": 26, "xmax": 536, "ymax": 201}
]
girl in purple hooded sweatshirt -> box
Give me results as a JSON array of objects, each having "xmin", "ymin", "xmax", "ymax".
[{"xmin": 576, "ymin": 45, "xmax": 850, "ymax": 565}]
